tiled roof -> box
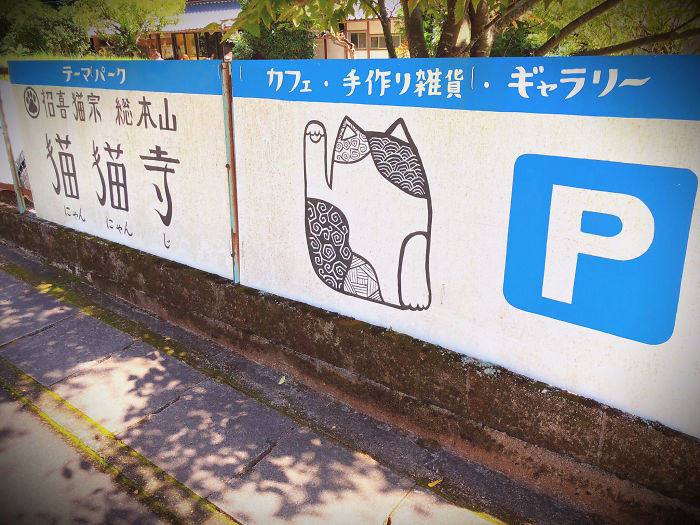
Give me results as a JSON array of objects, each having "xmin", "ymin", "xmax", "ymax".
[{"xmin": 161, "ymin": 0, "xmax": 241, "ymax": 32}]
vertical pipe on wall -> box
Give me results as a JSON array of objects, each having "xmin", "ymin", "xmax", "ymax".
[
  {"xmin": 0, "ymin": 90, "xmax": 26, "ymax": 213},
  {"xmin": 220, "ymin": 62, "xmax": 240, "ymax": 283}
]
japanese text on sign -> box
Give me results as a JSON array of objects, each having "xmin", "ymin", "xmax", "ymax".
[
  {"xmin": 507, "ymin": 66, "xmax": 650, "ymax": 99},
  {"xmin": 62, "ymin": 65, "xmax": 126, "ymax": 85},
  {"xmin": 30, "ymin": 86, "xmax": 181, "ymax": 248},
  {"xmin": 266, "ymin": 65, "xmax": 650, "ymax": 103}
]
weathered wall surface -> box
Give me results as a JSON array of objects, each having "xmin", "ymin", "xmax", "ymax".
[
  {"xmin": 231, "ymin": 57, "xmax": 699, "ymax": 439},
  {"xmin": 3, "ymin": 56, "xmax": 699, "ymax": 511},
  {"xmin": 0, "ymin": 203, "xmax": 697, "ymax": 512}
]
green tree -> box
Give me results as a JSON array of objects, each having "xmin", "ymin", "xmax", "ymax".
[
  {"xmin": 529, "ymin": 0, "xmax": 700, "ymax": 56},
  {"xmin": 0, "ymin": 0, "xmax": 89, "ymax": 56},
  {"xmin": 224, "ymin": 0, "xmax": 316, "ymax": 60},
  {"xmin": 229, "ymin": 0, "xmax": 700, "ymax": 58},
  {"xmin": 72, "ymin": 0, "xmax": 186, "ymax": 56},
  {"xmin": 227, "ymin": 32, "xmax": 255, "ymax": 60},
  {"xmin": 224, "ymin": 0, "xmax": 401, "ymax": 58},
  {"xmin": 489, "ymin": 20, "xmax": 540, "ymax": 56},
  {"xmin": 234, "ymin": 24, "xmax": 316, "ymax": 59}
]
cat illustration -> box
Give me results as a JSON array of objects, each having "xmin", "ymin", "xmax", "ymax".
[{"xmin": 303, "ymin": 116, "xmax": 432, "ymax": 310}]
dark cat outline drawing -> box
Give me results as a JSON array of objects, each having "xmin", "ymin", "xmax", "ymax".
[{"xmin": 303, "ymin": 116, "xmax": 432, "ymax": 311}]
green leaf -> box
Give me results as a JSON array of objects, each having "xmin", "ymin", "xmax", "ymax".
[
  {"xmin": 261, "ymin": 7, "xmax": 271, "ymax": 28},
  {"xmin": 221, "ymin": 25, "xmax": 238, "ymax": 42},
  {"xmin": 202, "ymin": 22, "xmax": 220, "ymax": 34},
  {"xmin": 278, "ymin": 375, "xmax": 286, "ymax": 385},
  {"xmin": 454, "ymin": 0, "xmax": 466, "ymax": 22},
  {"xmin": 543, "ymin": 0, "xmax": 563, "ymax": 9},
  {"xmin": 545, "ymin": 23, "xmax": 560, "ymax": 39},
  {"xmin": 407, "ymin": 0, "xmax": 420, "ymax": 13},
  {"xmin": 247, "ymin": 23, "xmax": 261, "ymax": 37}
]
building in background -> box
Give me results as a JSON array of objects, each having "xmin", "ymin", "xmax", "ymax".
[
  {"xmin": 90, "ymin": 0, "xmax": 402, "ymax": 60},
  {"xmin": 141, "ymin": 0, "xmax": 239, "ymax": 59},
  {"xmin": 89, "ymin": 0, "xmax": 239, "ymax": 60},
  {"xmin": 314, "ymin": 17, "xmax": 403, "ymax": 59}
]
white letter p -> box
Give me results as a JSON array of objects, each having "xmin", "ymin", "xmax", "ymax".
[{"xmin": 542, "ymin": 185, "xmax": 655, "ymax": 304}]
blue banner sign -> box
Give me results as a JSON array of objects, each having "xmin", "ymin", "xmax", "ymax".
[
  {"xmin": 9, "ymin": 60, "xmax": 223, "ymax": 95},
  {"xmin": 230, "ymin": 56, "xmax": 699, "ymax": 121}
]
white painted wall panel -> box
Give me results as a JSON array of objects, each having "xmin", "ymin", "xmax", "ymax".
[
  {"xmin": 233, "ymin": 98, "xmax": 700, "ymax": 437},
  {"xmin": 14, "ymin": 84, "xmax": 233, "ymax": 279}
]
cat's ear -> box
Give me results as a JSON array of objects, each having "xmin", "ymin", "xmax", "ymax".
[
  {"xmin": 385, "ymin": 118, "xmax": 413, "ymax": 145},
  {"xmin": 338, "ymin": 116, "xmax": 364, "ymax": 140}
]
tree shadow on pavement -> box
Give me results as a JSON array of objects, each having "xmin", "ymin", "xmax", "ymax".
[{"xmin": 0, "ymin": 387, "xmax": 163, "ymax": 524}]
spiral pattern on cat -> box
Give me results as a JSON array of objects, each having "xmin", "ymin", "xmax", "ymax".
[
  {"xmin": 305, "ymin": 198, "xmax": 352, "ymax": 289},
  {"xmin": 334, "ymin": 135, "xmax": 370, "ymax": 163}
]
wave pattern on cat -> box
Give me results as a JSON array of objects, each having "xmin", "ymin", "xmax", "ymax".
[
  {"xmin": 368, "ymin": 136, "xmax": 429, "ymax": 198},
  {"xmin": 334, "ymin": 119, "xmax": 370, "ymax": 163},
  {"xmin": 343, "ymin": 254, "xmax": 383, "ymax": 301},
  {"xmin": 305, "ymin": 198, "xmax": 352, "ymax": 290}
]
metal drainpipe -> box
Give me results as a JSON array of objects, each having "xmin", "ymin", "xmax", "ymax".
[{"xmin": 219, "ymin": 61, "xmax": 240, "ymax": 283}]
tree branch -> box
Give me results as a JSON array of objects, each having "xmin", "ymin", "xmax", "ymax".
[
  {"xmin": 365, "ymin": 3, "xmax": 380, "ymax": 18},
  {"xmin": 436, "ymin": 0, "xmax": 458, "ymax": 57},
  {"xmin": 674, "ymin": 12, "xmax": 700, "ymax": 32},
  {"xmin": 375, "ymin": 0, "xmax": 397, "ymax": 58},
  {"xmin": 533, "ymin": 0, "xmax": 624, "ymax": 57},
  {"xmin": 460, "ymin": 0, "xmax": 541, "ymax": 55},
  {"xmin": 573, "ymin": 26, "xmax": 700, "ymax": 55},
  {"xmin": 400, "ymin": 0, "xmax": 429, "ymax": 57},
  {"xmin": 502, "ymin": 28, "xmax": 517, "ymax": 56}
]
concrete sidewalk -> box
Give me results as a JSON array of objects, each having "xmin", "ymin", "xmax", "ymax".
[
  {"xmin": 0, "ymin": 386, "xmax": 164, "ymax": 524},
  {"xmin": 0, "ymin": 266, "xmax": 498, "ymax": 524}
]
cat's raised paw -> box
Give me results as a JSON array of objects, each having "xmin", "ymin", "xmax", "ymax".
[
  {"xmin": 305, "ymin": 121, "xmax": 326, "ymax": 143},
  {"xmin": 304, "ymin": 120, "xmax": 330, "ymax": 189}
]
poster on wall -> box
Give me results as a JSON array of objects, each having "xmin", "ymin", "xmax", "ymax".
[
  {"xmin": 9, "ymin": 60, "xmax": 234, "ymax": 280},
  {"xmin": 0, "ymin": 79, "xmax": 30, "ymax": 194},
  {"xmin": 229, "ymin": 56, "xmax": 699, "ymax": 438}
]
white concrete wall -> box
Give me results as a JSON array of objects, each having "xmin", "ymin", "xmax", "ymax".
[
  {"xmin": 313, "ymin": 40, "xmax": 326, "ymax": 59},
  {"xmin": 313, "ymin": 38, "xmax": 348, "ymax": 60},
  {"xmin": 232, "ymin": 97, "xmax": 700, "ymax": 438},
  {"xmin": 13, "ymin": 84, "xmax": 234, "ymax": 279}
]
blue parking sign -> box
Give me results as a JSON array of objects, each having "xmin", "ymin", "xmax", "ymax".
[{"xmin": 504, "ymin": 154, "xmax": 697, "ymax": 344}]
